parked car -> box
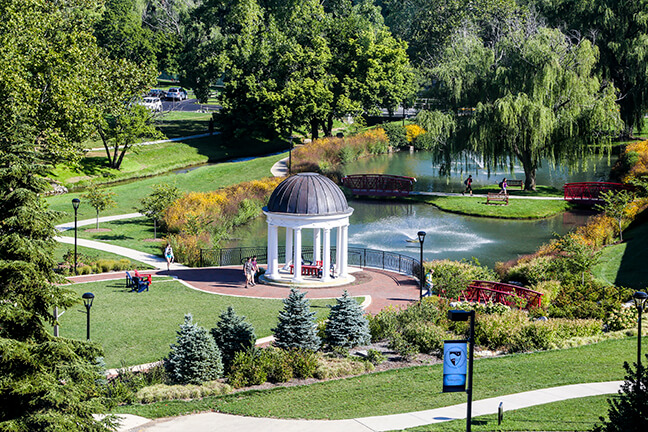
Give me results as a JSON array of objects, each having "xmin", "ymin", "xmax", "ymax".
[
  {"xmin": 140, "ymin": 97, "xmax": 163, "ymax": 112},
  {"xmin": 166, "ymin": 87, "xmax": 187, "ymax": 101},
  {"xmin": 148, "ymin": 89, "xmax": 166, "ymax": 99}
]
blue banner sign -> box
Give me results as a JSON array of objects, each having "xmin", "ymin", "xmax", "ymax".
[{"xmin": 443, "ymin": 340, "xmax": 467, "ymax": 392}]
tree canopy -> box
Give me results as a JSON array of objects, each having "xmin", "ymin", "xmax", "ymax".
[
  {"xmin": 424, "ymin": 18, "xmax": 621, "ymax": 189},
  {"xmin": 182, "ymin": 0, "xmax": 415, "ymax": 139}
]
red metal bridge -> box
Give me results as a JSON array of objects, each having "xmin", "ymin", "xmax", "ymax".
[
  {"xmin": 564, "ymin": 182, "xmax": 634, "ymax": 205},
  {"xmin": 459, "ymin": 280, "xmax": 543, "ymax": 309},
  {"xmin": 341, "ymin": 174, "xmax": 417, "ymax": 197}
]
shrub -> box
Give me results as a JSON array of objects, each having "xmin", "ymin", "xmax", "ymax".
[
  {"xmin": 227, "ymin": 347, "xmax": 268, "ymax": 388},
  {"xmin": 401, "ymin": 322, "xmax": 445, "ymax": 354},
  {"xmin": 262, "ymin": 348, "xmax": 293, "ymax": 383},
  {"xmin": 505, "ymin": 256, "xmax": 554, "ymax": 286},
  {"xmin": 531, "ymin": 280, "xmax": 562, "ymax": 306},
  {"xmin": 365, "ymin": 349, "xmax": 387, "ymax": 365},
  {"xmin": 509, "ymin": 318, "xmax": 602, "ymax": 353},
  {"xmin": 272, "ymin": 288, "xmax": 321, "ymax": 351},
  {"xmin": 211, "ymin": 306, "xmax": 256, "ymax": 372},
  {"xmin": 426, "ymin": 259, "xmax": 498, "ymax": 300},
  {"xmin": 387, "ymin": 333, "xmax": 419, "ymax": 360},
  {"xmin": 315, "ymin": 356, "xmax": 374, "ymax": 380},
  {"xmin": 287, "ymin": 349, "xmax": 319, "ymax": 379},
  {"xmin": 405, "ymin": 124, "xmax": 426, "ymax": 143},
  {"xmin": 164, "ymin": 314, "xmax": 223, "ymax": 385},
  {"xmin": 325, "ymin": 290, "xmax": 371, "ymax": 348},
  {"xmin": 367, "ymin": 305, "xmax": 401, "ymax": 341},
  {"xmin": 473, "ymin": 310, "xmax": 529, "ymax": 350},
  {"xmin": 383, "ymin": 122, "xmax": 408, "ymax": 147},
  {"xmin": 605, "ymin": 307, "xmax": 636, "ymax": 332},
  {"xmin": 135, "ymin": 381, "xmax": 232, "ymax": 404}
]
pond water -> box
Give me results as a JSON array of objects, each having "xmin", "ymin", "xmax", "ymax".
[{"xmin": 224, "ymin": 151, "xmax": 612, "ymax": 268}]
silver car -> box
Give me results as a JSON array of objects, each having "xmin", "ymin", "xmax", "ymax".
[
  {"xmin": 140, "ymin": 97, "xmax": 163, "ymax": 112},
  {"xmin": 166, "ymin": 87, "xmax": 187, "ymax": 101}
]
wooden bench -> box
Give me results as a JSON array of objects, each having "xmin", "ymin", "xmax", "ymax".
[
  {"xmin": 289, "ymin": 264, "xmax": 323, "ymax": 277},
  {"xmin": 486, "ymin": 193, "xmax": 508, "ymax": 205},
  {"xmin": 507, "ymin": 179, "xmax": 523, "ymax": 189}
]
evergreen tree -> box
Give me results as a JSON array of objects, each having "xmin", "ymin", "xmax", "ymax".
[
  {"xmin": 325, "ymin": 290, "xmax": 371, "ymax": 348},
  {"xmin": 165, "ymin": 314, "xmax": 223, "ymax": 384},
  {"xmin": 211, "ymin": 306, "xmax": 256, "ymax": 372},
  {"xmin": 272, "ymin": 288, "xmax": 321, "ymax": 351},
  {"xmin": 592, "ymin": 357, "xmax": 648, "ymax": 432}
]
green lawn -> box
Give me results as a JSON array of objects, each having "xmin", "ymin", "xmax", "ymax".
[
  {"xmin": 58, "ymin": 279, "xmax": 351, "ymax": 368},
  {"xmin": 413, "ymin": 194, "xmax": 571, "ymax": 219},
  {"xmin": 405, "ymin": 394, "xmax": 612, "ymax": 431},
  {"xmin": 592, "ymin": 216, "xmax": 648, "ymax": 289},
  {"xmin": 46, "ymin": 152, "xmax": 286, "ymax": 223},
  {"xmin": 114, "ymin": 337, "xmax": 642, "ymax": 420},
  {"xmin": 59, "ymin": 217, "xmax": 164, "ymax": 256},
  {"xmin": 53, "ymin": 242, "xmax": 154, "ymax": 269}
]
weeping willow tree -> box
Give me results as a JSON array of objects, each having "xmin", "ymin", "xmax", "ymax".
[{"xmin": 426, "ymin": 19, "xmax": 622, "ymax": 190}]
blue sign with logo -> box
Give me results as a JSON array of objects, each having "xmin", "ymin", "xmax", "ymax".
[{"xmin": 443, "ymin": 340, "xmax": 467, "ymax": 392}]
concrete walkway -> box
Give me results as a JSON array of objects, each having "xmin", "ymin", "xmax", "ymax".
[
  {"xmin": 56, "ymin": 213, "xmax": 144, "ymax": 231},
  {"xmin": 270, "ymin": 156, "xmax": 289, "ymax": 177},
  {"xmin": 115, "ymin": 381, "xmax": 622, "ymax": 432},
  {"xmin": 85, "ymin": 133, "xmax": 218, "ymax": 152}
]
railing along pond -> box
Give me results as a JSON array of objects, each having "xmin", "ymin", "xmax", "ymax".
[{"xmin": 200, "ymin": 246, "xmax": 420, "ymax": 278}]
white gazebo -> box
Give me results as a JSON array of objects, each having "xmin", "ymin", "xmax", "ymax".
[{"xmin": 261, "ymin": 173, "xmax": 355, "ymax": 287}]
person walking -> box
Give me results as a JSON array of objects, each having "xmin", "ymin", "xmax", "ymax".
[
  {"xmin": 462, "ymin": 175, "xmax": 473, "ymax": 196},
  {"xmin": 498, "ymin": 178, "xmax": 508, "ymax": 195},
  {"xmin": 251, "ymin": 255, "xmax": 259, "ymax": 284},
  {"xmin": 164, "ymin": 244, "xmax": 174, "ymax": 271},
  {"xmin": 243, "ymin": 257, "xmax": 255, "ymax": 288}
]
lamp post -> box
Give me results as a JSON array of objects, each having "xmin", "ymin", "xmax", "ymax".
[
  {"xmin": 82, "ymin": 292, "xmax": 94, "ymax": 340},
  {"xmin": 72, "ymin": 198, "xmax": 80, "ymax": 275},
  {"xmin": 633, "ymin": 291, "xmax": 647, "ymax": 380},
  {"xmin": 417, "ymin": 231, "xmax": 426, "ymax": 300},
  {"xmin": 288, "ymin": 135, "xmax": 294, "ymax": 175},
  {"xmin": 448, "ymin": 309, "xmax": 476, "ymax": 432}
]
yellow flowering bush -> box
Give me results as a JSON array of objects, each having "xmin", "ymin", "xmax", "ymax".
[
  {"xmin": 405, "ymin": 124, "xmax": 426, "ymax": 143},
  {"xmin": 622, "ymin": 139, "xmax": 648, "ymax": 182}
]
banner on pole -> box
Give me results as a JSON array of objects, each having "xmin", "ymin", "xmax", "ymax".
[{"xmin": 443, "ymin": 340, "xmax": 467, "ymax": 392}]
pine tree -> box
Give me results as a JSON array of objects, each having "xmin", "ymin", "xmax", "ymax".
[
  {"xmin": 272, "ymin": 288, "xmax": 321, "ymax": 351},
  {"xmin": 592, "ymin": 358, "xmax": 648, "ymax": 432},
  {"xmin": 0, "ymin": 138, "xmax": 113, "ymax": 430},
  {"xmin": 325, "ymin": 290, "xmax": 371, "ymax": 348},
  {"xmin": 165, "ymin": 314, "xmax": 223, "ymax": 384},
  {"xmin": 211, "ymin": 306, "xmax": 256, "ymax": 372}
]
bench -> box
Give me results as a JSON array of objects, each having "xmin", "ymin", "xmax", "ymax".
[
  {"xmin": 507, "ymin": 179, "xmax": 523, "ymax": 190},
  {"xmin": 127, "ymin": 270, "xmax": 152, "ymax": 293},
  {"xmin": 486, "ymin": 193, "xmax": 508, "ymax": 205},
  {"xmin": 289, "ymin": 264, "xmax": 323, "ymax": 277}
]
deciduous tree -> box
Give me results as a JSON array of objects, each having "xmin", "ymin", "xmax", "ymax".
[{"xmin": 83, "ymin": 187, "xmax": 117, "ymax": 229}]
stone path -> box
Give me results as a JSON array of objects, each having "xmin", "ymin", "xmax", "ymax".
[{"xmin": 114, "ymin": 381, "xmax": 622, "ymax": 432}]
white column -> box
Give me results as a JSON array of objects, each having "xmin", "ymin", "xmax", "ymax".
[
  {"xmin": 267, "ymin": 224, "xmax": 279, "ymax": 279},
  {"xmin": 293, "ymin": 228, "xmax": 303, "ymax": 282},
  {"xmin": 336, "ymin": 226, "xmax": 343, "ymax": 276},
  {"xmin": 283, "ymin": 227, "xmax": 293, "ymax": 269},
  {"xmin": 340, "ymin": 224, "xmax": 349, "ymax": 277},
  {"xmin": 322, "ymin": 228, "xmax": 331, "ymax": 282},
  {"xmin": 313, "ymin": 228, "xmax": 321, "ymax": 263}
]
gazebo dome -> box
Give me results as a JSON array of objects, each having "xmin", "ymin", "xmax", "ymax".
[{"xmin": 267, "ymin": 173, "xmax": 349, "ymax": 215}]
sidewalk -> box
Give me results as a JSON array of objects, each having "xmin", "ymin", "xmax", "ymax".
[{"xmin": 115, "ymin": 381, "xmax": 622, "ymax": 432}]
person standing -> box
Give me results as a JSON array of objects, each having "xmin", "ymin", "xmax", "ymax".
[
  {"xmin": 243, "ymin": 257, "xmax": 255, "ymax": 288},
  {"xmin": 498, "ymin": 178, "xmax": 508, "ymax": 195},
  {"xmin": 251, "ymin": 255, "xmax": 259, "ymax": 284},
  {"xmin": 462, "ymin": 175, "xmax": 473, "ymax": 196},
  {"xmin": 164, "ymin": 244, "xmax": 174, "ymax": 271}
]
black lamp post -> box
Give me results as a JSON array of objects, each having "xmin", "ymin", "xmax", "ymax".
[
  {"xmin": 633, "ymin": 291, "xmax": 647, "ymax": 380},
  {"xmin": 448, "ymin": 309, "xmax": 476, "ymax": 432},
  {"xmin": 417, "ymin": 231, "xmax": 426, "ymax": 300},
  {"xmin": 72, "ymin": 198, "xmax": 80, "ymax": 275},
  {"xmin": 82, "ymin": 292, "xmax": 94, "ymax": 340},
  {"xmin": 288, "ymin": 135, "xmax": 294, "ymax": 175}
]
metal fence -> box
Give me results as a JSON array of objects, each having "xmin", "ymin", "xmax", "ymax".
[{"xmin": 200, "ymin": 246, "xmax": 420, "ymax": 278}]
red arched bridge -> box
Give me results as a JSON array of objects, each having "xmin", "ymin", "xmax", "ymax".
[
  {"xmin": 564, "ymin": 182, "xmax": 634, "ymax": 205},
  {"xmin": 458, "ymin": 280, "xmax": 543, "ymax": 309},
  {"xmin": 341, "ymin": 174, "xmax": 417, "ymax": 197}
]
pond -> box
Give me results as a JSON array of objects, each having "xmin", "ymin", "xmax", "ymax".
[{"xmin": 224, "ymin": 151, "xmax": 612, "ymax": 268}]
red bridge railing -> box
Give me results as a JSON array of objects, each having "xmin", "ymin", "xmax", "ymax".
[
  {"xmin": 459, "ymin": 280, "xmax": 543, "ymax": 309},
  {"xmin": 341, "ymin": 174, "xmax": 417, "ymax": 197},
  {"xmin": 564, "ymin": 182, "xmax": 634, "ymax": 205}
]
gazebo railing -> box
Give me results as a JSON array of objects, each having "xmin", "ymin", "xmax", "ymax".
[{"xmin": 200, "ymin": 246, "xmax": 420, "ymax": 278}]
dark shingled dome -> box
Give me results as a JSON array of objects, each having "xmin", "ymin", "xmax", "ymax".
[{"xmin": 267, "ymin": 173, "xmax": 350, "ymax": 215}]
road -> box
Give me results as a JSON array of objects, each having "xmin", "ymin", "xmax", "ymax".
[{"xmin": 161, "ymin": 98, "xmax": 220, "ymax": 112}]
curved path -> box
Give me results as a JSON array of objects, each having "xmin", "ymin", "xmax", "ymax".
[{"xmin": 114, "ymin": 381, "xmax": 622, "ymax": 432}]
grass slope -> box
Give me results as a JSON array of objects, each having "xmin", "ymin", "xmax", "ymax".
[
  {"xmin": 114, "ymin": 337, "xmax": 642, "ymax": 420},
  {"xmin": 405, "ymin": 394, "xmax": 612, "ymax": 431},
  {"xmin": 58, "ymin": 279, "xmax": 351, "ymax": 368},
  {"xmin": 53, "ymin": 242, "xmax": 154, "ymax": 269},
  {"xmin": 46, "ymin": 152, "xmax": 285, "ymax": 223}
]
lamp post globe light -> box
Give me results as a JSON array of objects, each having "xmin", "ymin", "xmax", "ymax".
[
  {"xmin": 72, "ymin": 198, "xmax": 80, "ymax": 275},
  {"xmin": 288, "ymin": 135, "xmax": 294, "ymax": 175},
  {"xmin": 82, "ymin": 292, "xmax": 94, "ymax": 340},
  {"xmin": 633, "ymin": 291, "xmax": 648, "ymax": 379},
  {"xmin": 417, "ymin": 231, "xmax": 426, "ymax": 300}
]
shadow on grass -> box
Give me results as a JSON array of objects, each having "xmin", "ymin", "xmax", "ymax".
[{"xmin": 616, "ymin": 216, "xmax": 648, "ymax": 289}]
